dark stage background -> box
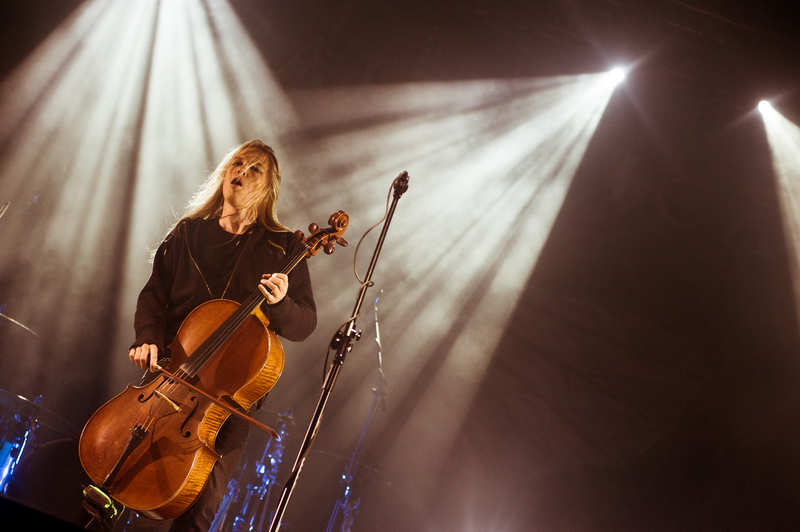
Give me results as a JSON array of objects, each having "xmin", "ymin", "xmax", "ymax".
[{"xmin": 1, "ymin": 1, "xmax": 800, "ymax": 531}]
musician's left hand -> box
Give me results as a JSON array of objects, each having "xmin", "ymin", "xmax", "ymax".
[{"xmin": 259, "ymin": 273, "xmax": 288, "ymax": 304}]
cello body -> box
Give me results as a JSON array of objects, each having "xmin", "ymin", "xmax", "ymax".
[{"xmin": 79, "ymin": 300, "xmax": 284, "ymax": 520}]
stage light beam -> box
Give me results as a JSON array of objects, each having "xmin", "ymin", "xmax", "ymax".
[
  {"xmin": 759, "ymin": 103, "xmax": 800, "ymax": 331},
  {"xmin": 0, "ymin": 0, "xmax": 293, "ymax": 407},
  {"xmin": 284, "ymin": 71, "xmax": 625, "ymax": 515}
]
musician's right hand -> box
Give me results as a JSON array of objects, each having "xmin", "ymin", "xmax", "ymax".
[{"xmin": 129, "ymin": 343, "xmax": 159, "ymax": 372}]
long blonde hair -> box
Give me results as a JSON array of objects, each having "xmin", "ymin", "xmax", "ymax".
[{"xmin": 182, "ymin": 140, "xmax": 290, "ymax": 232}]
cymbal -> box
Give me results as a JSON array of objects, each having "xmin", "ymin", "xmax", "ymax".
[
  {"xmin": 0, "ymin": 389, "xmax": 77, "ymax": 437},
  {"xmin": 0, "ymin": 312, "xmax": 41, "ymax": 339}
]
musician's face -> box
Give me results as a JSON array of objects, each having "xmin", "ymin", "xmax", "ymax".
[{"xmin": 222, "ymin": 148, "xmax": 269, "ymax": 209}]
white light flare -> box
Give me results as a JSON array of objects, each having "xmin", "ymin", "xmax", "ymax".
[
  {"xmin": 610, "ymin": 66, "xmax": 627, "ymax": 84},
  {"xmin": 286, "ymin": 70, "xmax": 624, "ymax": 511},
  {"xmin": 759, "ymin": 102, "xmax": 800, "ymax": 329}
]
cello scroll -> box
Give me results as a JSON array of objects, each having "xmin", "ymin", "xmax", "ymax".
[{"xmin": 295, "ymin": 211, "xmax": 349, "ymax": 257}]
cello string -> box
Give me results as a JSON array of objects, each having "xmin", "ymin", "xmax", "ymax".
[
  {"xmin": 158, "ymin": 229, "xmax": 323, "ymax": 400},
  {"xmin": 153, "ymin": 238, "xmax": 311, "ymax": 411},
  {"xmin": 177, "ymin": 242, "xmax": 311, "ymax": 378},
  {"xmin": 132, "ymin": 376, "xmax": 176, "ymax": 433},
  {"xmin": 178, "ymin": 257, "xmax": 302, "ymax": 378}
]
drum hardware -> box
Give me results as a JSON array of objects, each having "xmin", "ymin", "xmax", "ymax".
[
  {"xmin": 0, "ymin": 394, "xmax": 40, "ymax": 493},
  {"xmin": 325, "ymin": 292, "xmax": 387, "ymax": 532},
  {"xmin": 209, "ymin": 409, "xmax": 294, "ymax": 532},
  {"xmin": 0, "ymin": 390, "xmax": 78, "ymax": 493}
]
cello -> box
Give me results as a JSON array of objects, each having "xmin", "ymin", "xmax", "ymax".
[{"xmin": 78, "ymin": 211, "xmax": 348, "ymax": 521}]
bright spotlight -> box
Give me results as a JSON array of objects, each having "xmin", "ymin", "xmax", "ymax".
[
  {"xmin": 758, "ymin": 100, "xmax": 773, "ymax": 114},
  {"xmin": 610, "ymin": 67, "xmax": 626, "ymax": 84}
]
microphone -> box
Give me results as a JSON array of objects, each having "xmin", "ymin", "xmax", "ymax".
[{"xmin": 393, "ymin": 171, "xmax": 409, "ymax": 198}]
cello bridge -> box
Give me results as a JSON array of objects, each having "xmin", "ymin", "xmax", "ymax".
[{"xmin": 155, "ymin": 391, "xmax": 181, "ymax": 412}]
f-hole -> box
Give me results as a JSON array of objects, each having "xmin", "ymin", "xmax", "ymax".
[{"xmin": 180, "ymin": 396, "xmax": 199, "ymax": 438}]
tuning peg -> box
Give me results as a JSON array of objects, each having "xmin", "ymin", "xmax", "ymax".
[
  {"xmin": 325, "ymin": 242, "xmax": 336, "ymax": 254},
  {"xmin": 308, "ymin": 223, "xmax": 319, "ymax": 233},
  {"xmin": 294, "ymin": 230, "xmax": 305, "ymax": 241},
  {"xmin": 337, "ymin": 238, "xmax": 349, "ymax": 247}
]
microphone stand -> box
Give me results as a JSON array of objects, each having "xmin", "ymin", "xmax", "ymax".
[{"xmin": 268, "ymin": 172, "xmax": 409, "ymax": 532}]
